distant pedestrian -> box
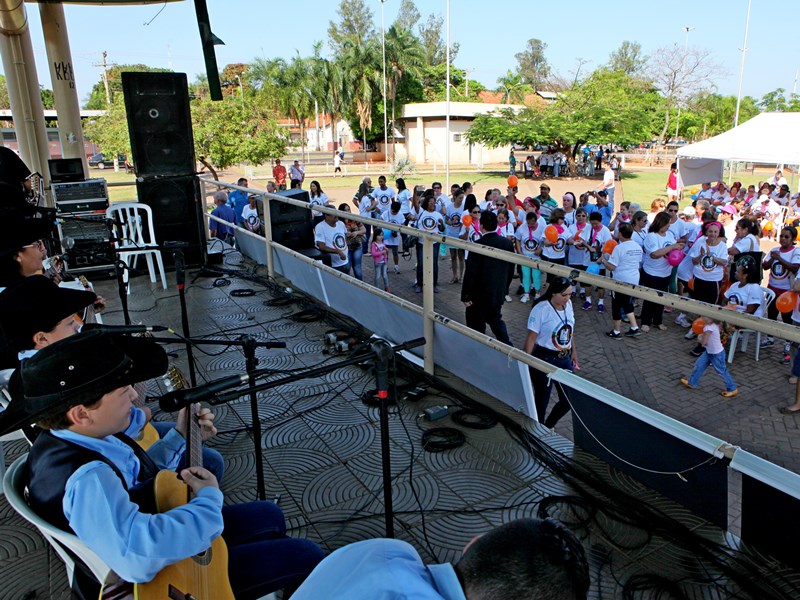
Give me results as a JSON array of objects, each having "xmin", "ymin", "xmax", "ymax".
[
  {"xmin": 509, "ymin": 149, "xmax": 517, "ymax": 176},
  {"xmin": 289, "ymin": 160, "xmax": 305, "ymax": 188},
  {"xmin": 333, "ymin": 152, "xmax": 342, "ymax": 176},
  {"xmin": 273, "ymin": 159, "xmax": 287, "ymax": 190}
]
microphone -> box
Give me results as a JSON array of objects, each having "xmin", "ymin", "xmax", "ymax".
[
  {"xmin": 158, "ymin": 373, "xmax": 250, "ymax": 412},
  {"xmin": 82, "ymin": 323, "xmax": 168, "ymax": 334},
  {"xmin": 371, "ymin": 339, "xmax": 393, "ymax": 400}
]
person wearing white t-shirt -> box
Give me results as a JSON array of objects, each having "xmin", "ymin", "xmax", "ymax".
[
  {"xmin": 601, "ymin": 161, "xmax": 615, "ymax": 208},
  {"xmin": 241, "ymin": 196, "xmax": 263, "ymax": 235},
  {"xmin": 431, "ymin": 181, "xmax": 450, "ymax": 212},
  {"xmin": 514, "ymin": 211, "xmax": 545, "ymax": 303},
  {"xmin": 724, "ymin": 261, "xmax": 764, "ymax": 316},
  {"xmin": 445, "ymin": 188, "xmax": 467, "ymax": 283},
  {"xmin": 308, "ymin": 180, "xmax": 331, "ymax": 225},
  {"xmin": 523, "ymin": 277, "xmax": 578, "ymax": 428},
  {"xmin": 414, "ymin": 193, "xmax": 445, "ymax": 293},
  {"xmin": 640, "ymin": 212, "xmax": 684, "ymax": 332},
  {"xmin": 763, "ymin": 225, "xmax": 800, "ymax": 355},
  {"xmin": 314, "ymin": 212, "xmax": 349, "ymax": 272},
  {"xmin": 374, "ymin": 175, "xmax": 396, "ymax": 216},
  {"xmin": 574, "ymin": 212, "xmax": 612, "ymax": 313},
  {"xmin": 381, "ymin": 201, "xmax": 406, "ymax": 273},
  {"xmin": 540, "ymin": 208, "xmax": 570, "ymax": 285},
  {"xmin": 687, "ymin": 221, "xmax": 729, "ymax": 355},
  {"xmin": 395, "ymin": 178, "xmax": 412, "ymax": 216},
  {"xmin": 599, "ymin": 223, "xmax": 643, "ymax": 338}
]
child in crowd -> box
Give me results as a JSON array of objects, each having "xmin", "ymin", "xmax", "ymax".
[
  {"xmin": 608, "ymin": 201, "xmax": 632, "ymax": 239},
  {"xmin": 514, "ymin": 210, "xmax": 545, "ymax": 303},
  {"xmin": 381, "ymin": 201, "xmax": 405, "ymax": 273},
  {"xmin": 681, "ymin": 316, "xmax": 738, "ymax": 397},
  {"xmin": 567, "ymin": 208, "xmax": 589, "ymax": 299},
  {"xmin": 371, "ymin": 229, "xmax": 389, "ymax": 292},
  {"xmin": 576, "ymin": 211, "xmax": 612, "ymax": 313}
]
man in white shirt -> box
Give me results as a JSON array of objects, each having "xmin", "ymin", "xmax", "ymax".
[
  {"xmin": 374, "ymin": 175, "xmax": 396, "ymax": 216},
  {"xmin": 314, "ymin": 212, "xmax": 349, "ymax": 273},
  {"xmin": 600, "ymin": 222, "xmax": 643, "ymax": 338},
  {"xmin": 601, "ymin": 161, "xmax": 615, "ymax": 208},
  {"xmin": 289, "ymin": 160, "xmax": 305, "ymax": 188}
]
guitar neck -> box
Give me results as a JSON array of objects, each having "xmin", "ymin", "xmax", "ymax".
[{"xmin": 186, "ymin": 403, "xmax": 204, "ymax": 473}]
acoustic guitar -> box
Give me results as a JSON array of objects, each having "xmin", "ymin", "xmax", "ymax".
[{"xmin": 101, "ymin": 367, "xmax": 234, "ymax": 600}]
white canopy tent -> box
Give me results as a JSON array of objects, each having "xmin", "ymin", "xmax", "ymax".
[{"xmin": 676, "ymin": 112, "xmax": 800, "ymax": 187}]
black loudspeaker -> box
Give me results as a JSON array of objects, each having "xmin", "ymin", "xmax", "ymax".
[
  {"xmin": 270, "ymin": 190, "xmax": 312, "ymax": 250},
  {"xmin": 135, "ymin": 175, "xmax": 206, "ymax": 266},
  {"xmin": 121, "ymin": 72, "xmax": 195, "ymax": 177}
]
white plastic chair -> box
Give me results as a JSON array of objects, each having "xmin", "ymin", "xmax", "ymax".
[
  {"xmin": 106, "ymin": 202, "xmax": 167, "ymax": 293},
  {"xmin": 3, "ymin": 454, "xmax": 112, "ymax": 587},
  {"xmin": 727, "ymin": 287, "xmax": 776, "ymax": 363}
]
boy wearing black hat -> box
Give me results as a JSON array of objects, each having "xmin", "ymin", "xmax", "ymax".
[{"xmin": 1, "ymin": 331, "xmax": 323, "ymax": 599}]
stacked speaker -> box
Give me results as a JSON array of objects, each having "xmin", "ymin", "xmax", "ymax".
[{"xmin": 121, "ymin": 72, "xmax": 205, "ymax": 265}]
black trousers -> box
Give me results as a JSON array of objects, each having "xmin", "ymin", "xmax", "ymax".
[
  {"xmin": 639, "ymin": 270, "xmax": 670, "ymax": 326},
  {"xmin": 465, "ymin": 302, "xmax": 511, "ymax": 345},
  {"xmin": 530, "ymin": 346, "xmax": 573, "ymax": 428}
]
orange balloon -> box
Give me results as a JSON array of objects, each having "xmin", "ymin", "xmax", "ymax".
[
  {"xmin": 687, "ymin": 277, "xmax": 695, "ymax": 291},
  {"xmin": 692, "ymin": 318, "xmax": 706, "ymax": 335},
  {"xmin": 602, "ymin": 239, "xmax": 617, "ymax": 255},
  {"xmin": 462, "ymin": 214, "xmax": 472, "ymax": 227},
  {"xmin": 544, "ymin": 225, "xmax": 559, "ymax": 243},
  {"xmin": 763, "ymin": 221, "xmax": 774, "ymax": 232},
  {"xmin": 776, "ymin": 291, "xmax": 798, "ymax": 314},
  {"xmin": 508, "ymin": 175, "xmax": 519, "ymax": 187}
]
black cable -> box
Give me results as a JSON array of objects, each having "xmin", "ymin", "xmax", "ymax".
[
  {"xmin": 421, "ymin": 427, "xmax": 465, "ymax": 452},
  {"xmin": 450, "ymin": 408, "xmax": 497, "ymax": 430},
  {"xmin": 229, "ymin": 288, "xmax": 256, "ymax": 297}
]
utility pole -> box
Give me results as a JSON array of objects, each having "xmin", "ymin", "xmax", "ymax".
[{"xmin": 92, "ymin": 50, "xmax": 119, "ymax": 170}]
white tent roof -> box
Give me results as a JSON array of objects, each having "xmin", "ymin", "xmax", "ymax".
[
  {"xmin": 676, "ymin": 112, "xmax": 800, "ymax": 187},
  {"xmin": 677, "ymin": 112, "xmax": 800, "ymax": 164}
]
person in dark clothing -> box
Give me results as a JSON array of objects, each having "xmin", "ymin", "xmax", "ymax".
[{"xmin": 461, "ymin": 210, "xmax": 515, "ymax": 345}]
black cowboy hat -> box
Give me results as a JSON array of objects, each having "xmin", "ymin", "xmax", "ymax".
[
  {"xmin": 0, "ymin": 275, "xmax": 96, "ymax": 354},
  {"xmin": 0, "ymin": 208, "xmax": 53, "ymax": 257},
  {"xmin": 0, "ymin": 330, "xmax": 168, "ymax": 436}
]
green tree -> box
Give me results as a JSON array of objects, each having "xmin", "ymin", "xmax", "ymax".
[
  {"xmin": 274, "ymin": 53, "xmax": 315, "ymax": 160},
  {"xmin": 0, "ymin": 75, "xmax": 9, "ymax": 109},
  {"xmin": 327, "ymin": 0, "xmax": 375, "ymax": 55},
  {"xmin": 394, "ymin": 0, "xmax": 420, "ymax": 32},
  {"xmin": 607, "ymin": 41, "xmax": 647, "ymax": 76},
  {"xmin": 466, "ymin": 68, "xmax": 661, "ymax": 161},
  {"xmin": 191, "ymin": 94, "xmax": 286, "ymax": 170},
  {"xmin": 83, "ymin": 64, "xmax": 172, "ymax": 109},
  {"xmin": 418, "ymin": 64, "xmax": 485, "ymax": 102},
  {"xmin": 681, "ymin": 92, "xmax": 760, "ymax": 139},
  {"xmin": 514, "ymin": 39, "xmax": 550, "ymax": 90},
  {"xmin": 417, "ymin": 13, "xmax": 458, "ymax": 65},
  {"xmin": 82, "ymin": 97, "xmax": 132, "ymax": 157},
  {"xmin": 385, "ymin": 24, "xmax": 425, "ymax": 156},
  {"xmin": 220, "ymin": 63, "xmax": 249, "ymax": 98},
  {"xmin": 40, "ymin": 87, "xmax": 55, "ymax": 110},
  {"xmin": 340, "ymin": 38, "xmax": 382, "ymax": 150},
  {"xmin": 496, "ymin": 70, "xmax": 533, "ymax": 104},
  {"xmin": 758, "ymin": 88, "xmax": 800, "ymax": 112}
]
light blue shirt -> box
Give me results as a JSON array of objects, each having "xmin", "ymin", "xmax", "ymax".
[
  {"xmin": 599, "ymin": 205, "xmax": 614, "ymax": 227},
  {"xmin": 53, "ymin": 427, "xmax": 224, "ymax": 583},
  {"xmin": 292, "ymin": 538, "xmax": 466, "ymax": 600},
  {"xmin": 228, "ymin": 189, "xmax": 249, "ymax": 224}
]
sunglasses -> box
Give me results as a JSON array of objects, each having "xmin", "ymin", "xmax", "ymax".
[
  {"xmin": 471, "ymin": 210, "xmax": 481, "ymax": 214},
  {"xmin": 667, "ymin": 209, "xmax": 678, "ymax": 213},
  {"xmin": 554, "ymin": 276, "xmax": 576, "ymax": 287}
]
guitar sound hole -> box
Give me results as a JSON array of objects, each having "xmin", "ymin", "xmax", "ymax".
[{"xmin": 192, "ymin": 547, "xmax": 213, "ymax": 566}]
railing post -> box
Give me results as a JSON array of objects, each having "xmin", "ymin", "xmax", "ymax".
[
  {"xmin": 422, "ymin": 237, "xmax": 435, "ymax": 374},
  {"xmin": 261, "ymin": 193, "xmax": 275, "ymax": 278}
]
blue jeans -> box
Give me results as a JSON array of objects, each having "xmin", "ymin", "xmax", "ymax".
[
  {"xmin": 553, "ymin": 162, "xmax": 560, "ymax": 177},
  {"xmin": 347, "ymin": 245, "xmax": 363, "ymax": 280},
  {"xmin": 151, "ymin": 421, "xmax": 225, "ymax": 483},
  {"xmin": 415, "ymin": 242, "xmax": 440, "ymax": 287},
  {"xmin": 688, "ymin": 350, "xmax": 737, "ymax": 392},
  {"xmin": 223, "ymin": 501, "xmax": 324, "ymax": 598},
  {"xmin": 607, "ymin": 187, "xmax": 615, "ymax": 210}
]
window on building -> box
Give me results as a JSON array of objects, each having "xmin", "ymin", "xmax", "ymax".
[{"xmin": 453, "ymin": 134, "xmax": 462, "ymax": 142}]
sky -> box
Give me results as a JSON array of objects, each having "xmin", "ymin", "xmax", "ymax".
[{"xmin": 5, "ymin": 0, "xmax": 799, "ymax": 107}]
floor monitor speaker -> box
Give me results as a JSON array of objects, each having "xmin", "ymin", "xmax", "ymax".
[
  {"xmin": 135, "ymin": 175, "xmax": 206, "ymax": 266},
  {"xmin": 121, "ymin": 72, "xmax": 195, "ymax": 177}
]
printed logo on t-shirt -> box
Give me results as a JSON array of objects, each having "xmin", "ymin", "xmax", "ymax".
[
  {"xmin": 448, "ymin": 213, "xmax": 463, "ymax": 227},
  {"xmin": 333, "ymin": 233, "xmax": 347, "ymax": 250},
  {"xmin": 524, "ymin": 238, "xmax": 539, "ymax": 252},
  {"xmin": 728, "ymin": 293, "xmax": 742, "ymax": 306},
  {"xmin": 551, "ymin": 324, "xmax": 573, "ymax": 350},
  {"xmin": 377, "ymin": 193, "xmax": 392, "ymax": 210},
  {"xmin": 589, "ymin": 241, "xmax": 602, "ymax": 262},
  {"xmin": 246, "ymin": 214, "xmax": 262, "ymax": 232},
  {"xmin": 554, "ymin": 237, "xmax": 567, "ymax": 252},
  {"xmin": 468, "ymin": 229, "xmax": 483, "ymax": 243},
  {"xmin": 771, "ymin": 258, "xmax": 788, "ymax": 279},
  {"xmin": 700, "ymin": 254, "xmax": 716, "ymax": 272},
  {"xmin": 420, "ymin": 215, "xmax": 439, "ymax": 231}
]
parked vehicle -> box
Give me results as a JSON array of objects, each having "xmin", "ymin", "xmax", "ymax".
[{"xmin": 88, "ymin": 152, "xmax": 127, "ymax": 169}]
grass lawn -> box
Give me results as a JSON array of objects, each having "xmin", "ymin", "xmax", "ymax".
[{"xmin": 89, "ymin": 168, "xmax": 138, "ymax": 202}]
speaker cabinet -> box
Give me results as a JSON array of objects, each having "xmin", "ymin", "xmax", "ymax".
[
  {"xmin": 121, "ymin": 72, "xmax": 195, "ymax": 177},
  {"xmin": 135, "ymin": 175, "xmax": 206, "ymax": 266},
  {"xmin": 270, "ymin": 189, "xmax": 312, "ymax": 250}
]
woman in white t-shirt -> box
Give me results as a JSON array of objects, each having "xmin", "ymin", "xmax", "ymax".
[
  {"xmin": 600, "ymin": 223, "xmax": 644, "ymax": 338},
  {"xmin": 445, "ymin": 188, "xmax": 467, "ymax": 284},
  {"xmin": 309, "ymin": 180, "xmax": 331, "ymax": 225},
  {"xmin": 728, "ymin": 217, "xmax": 760, "ymax": 257},
  {"xmin": 523, "ymin": 276, "xmax": 577, "ymax": 428},
  {"xmin": 562, "ymin": 192, "xmax": 577, "ymax": 229},
  {"xmin": 395, "ymin": 178, "xmax": 412, "ymax": 216},
  {"xmin": 567, "ymin": 208, "xmax": 590, "ymax": 299},
  {"xmin": 414, "ymin": 193, "xmax": 445, "ymax": 293},
  {"xmin": 763, "ymin": 225, "xmax": 800, "ymax": 355},
  {"xmin": 541, "ymin": 208, "xmax": 570, "ymax": 285},
  {"xmin": 724, "ymin": 261, "xmax": 764, "ymax": 316},
  {"xmin": 514, "ymin": 211, "xmax": 545, "ymax": 303},
  {"xmin": 688, "ymin": 221, "xmax": 729, "ymax": 304},
  {"xmin": 640, "ymin": 212, "xmax": 684, "ymax": 332}
]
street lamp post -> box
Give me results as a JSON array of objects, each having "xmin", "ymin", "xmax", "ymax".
[
  {"xmin": 381, "ymin": 0, "xmax": 389, "ymax": 167},
  {"xmin": 734, "ymin": 0, "xmax": 753, "ymax": 128},
  {"xmin": 674, "ymin": 26, "xmax": 694, "ymax": 141}
]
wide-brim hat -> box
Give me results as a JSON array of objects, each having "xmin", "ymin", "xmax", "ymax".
[
  {"xmin": 0, "ymin": 330, "xmax": 168, "ymax": 435},
  {"xmin": 0, "ymin": 275, "xmax": 96, "ymax": 354},
  {"xmin": 0, "ymin": 208, "xmax": 53, "ymax": 256}
]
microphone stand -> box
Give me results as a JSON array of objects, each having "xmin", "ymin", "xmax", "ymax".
[
  {"xmin": 210, "ymin": 337, "xmax": 425, "ymax": 536},
  {"xmin": 173, "ymin": 249, "xmax": 197, "ymax": 387}
]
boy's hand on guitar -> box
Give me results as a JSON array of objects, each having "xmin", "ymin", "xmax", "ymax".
[
  {"xmin": 196, "ymin": 407, "xmax": 217, "ymax": 441},
  {"xmin": 180, "ymin": 467, "xmax": 219, "ymax": 493}
]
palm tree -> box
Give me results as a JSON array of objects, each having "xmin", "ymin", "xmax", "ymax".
[
  {"xmin": 272, "ymin": 54, "xmax": 314, "ymax": 162},
  {"xmin": 341, "ymin": 38, "xmax": 382, "ymax": 161},
  {"xmin": 496, "ymin": 70, "xmax": 531, "ymax": 104},
  {"xmin": 384, "ymin": 25, "xmax": 424, "ymax": 161}
]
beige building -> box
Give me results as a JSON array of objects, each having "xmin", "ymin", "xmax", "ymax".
[{"xmin": 401, "ymin": 102, "xmax": 524, "ymax": 167}]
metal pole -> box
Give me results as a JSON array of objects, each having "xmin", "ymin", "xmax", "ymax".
[
  {"xmin": 261, "ymin": 193, "xmax": 275, "ymax": 278},
  {"xmin": 445, "ymin": 0, "xmax": 451, "ymax": 191},
  {"xmin": 381, "ymin": 0, "xmax": 388, "ymax": 167},
  {"xmin": 422, "ymin": 237, "xmax": 435, "ymax": 374},
  {"xmin": 734, "ymin": 0, "xmax": 752, "ymax": 128}
]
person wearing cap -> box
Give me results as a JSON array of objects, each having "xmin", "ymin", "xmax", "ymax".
[
  {"xmin": 0, "ymin": 207, "xmax": 55, "ymax": 289},
  {"xmin": 717, "ymin": 204, "xmax": 738, "ymax": 242},
  {"xmin": 535, "ymin": 184, "xmax": 558, "ymax": 221},
  {"xmin": 2, "ymin": 331, "xmax": 324, "ymax": 598}
]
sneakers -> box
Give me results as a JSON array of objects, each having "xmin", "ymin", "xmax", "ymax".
[
  {"xmin": 581, "ymin": 301, "xmax": 593, "ymax": 311},
  {"xmin": 675, "ymin": 313, "xmax": 691, "ymax": 328},
  {"xmin": 504, "ymin": 294, "xmax": 513, "ymax": 303},
  {"xmin": 597, "ymin": 304, "xmax": 605, "ymax": 314},
  {"xmin": 520, "ymin": 293, "xmax": 530, "ymax": 303},
  {"xmin": 434, "ymin": 287, "xmax": 441, "ymax": 293},
  {"xmin": 782, "ymin": 354, "xmax": 792, "ymax": 365},
  {"xmin": 721, "ymin": 389, "xmax": 739, "ymax": 398},
  {"xmin": 760, "ymin": 337, "xmax": 775, "ymax": 347},
  {"xmin": 684, "ymin": 330, "xmax": 697, "ymax": 340},
  {"xmin": 606, "ymin": 330, "xmax": 622, "ymax": 339},
  {"xmin": 394, "ymin": 265, "xmax": 400, "ymax": 273},
  {"xmin": 579, "ymin": 291, "xmax": 587, "ymax": 300},
  {"xmin": 624, "ymin": 328, "xmax": 642, "ymax": 338},
  {"xmin": 414, "ymin": 286, "xmax": 422, "ymax": 293}
]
